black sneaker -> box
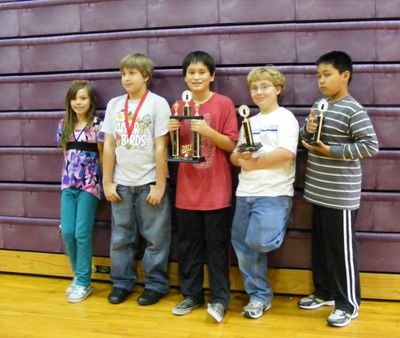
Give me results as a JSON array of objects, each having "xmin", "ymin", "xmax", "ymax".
[
  {"xmin": 137, "ymin": 289, "xmax": 166, "ymax": 305},
  {"xmin": 108, "ymin": 287, "xmax": 132, "ymax": 304},
  {"xmin": 172, "ymin": 297, "xmax": 203, "ymax": 315}
]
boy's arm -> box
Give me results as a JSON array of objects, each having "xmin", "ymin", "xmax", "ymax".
[
  {"xmin": 330, "ymin": 110, "xmax": 379, "ymax": 159},
  {"xmin": 146, "ymin": 134, "xmax": 169, "ymax": 205},
  {"xmin": 97, "ymin": 142, "xmax": 104, "ymax": 169},
  {"xmin": 304, "ymin": 109, "xmax": 379, "ymax": 159},
  {"xmin": 191, "ymin": 119, "xmax": 236, "ymax": 152},
  {"xmin": 232, "ymin": 148, "xmax": 295, "ymax": 171},
  {"xmin": 102, "ymin": 133, "xmax": 121, "ymax": 201}
]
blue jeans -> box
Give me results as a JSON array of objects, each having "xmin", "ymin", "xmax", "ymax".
[
  {"xmin": 61, "ymin": 188, "xmax": 99, "ymax": 287},
  {"xmin": 231, "ymin": 196, "xmax": 292, "ymax": 304},
  {"xmin": 110, "ymin": 184, "xmax": 171, "ymax": 293}
]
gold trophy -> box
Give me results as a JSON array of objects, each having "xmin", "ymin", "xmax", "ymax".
[
  {"xmin": 167, "ymin": 90, "xmax": 205, "ymax": 163},
  {"xmin": 310, "ymin": 98, "xmax": 329, "ymax": 145},
  {"xmin": 238, "ymin": 105, "xmax": 262, "ymax": 152}
]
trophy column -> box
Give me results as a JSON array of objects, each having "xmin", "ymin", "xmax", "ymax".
[
  {"xmin": 193, "ymin": 103, "xmax": 201, "ymax": 159},
  {"xmin": 238, "ymin": 105, "xmax": 262, "ymax": 152},
  {"xmin": 310, "ymin": 98, "xmax": 329, "ymax": 145},
  {"xmin": 171, "ymin": 102, "xmax": 180, "ymax": 157}
]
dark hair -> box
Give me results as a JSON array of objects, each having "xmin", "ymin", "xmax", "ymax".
[
  {"xmin": 182, "ymin": 50, "xmax": 216, "ymax": 77},
  {"xmin": 316, "ymin": 50, "xmax": 353, "ymax": 84},
  {"xmin": 60, "ymin": 81, "xmax": 96, "ymax": 149}
]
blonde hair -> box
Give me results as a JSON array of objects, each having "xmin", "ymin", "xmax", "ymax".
[
  {"xmin": 247, "ymin": 66, "xmax": 286, "ymax": 94},
  {"xmin": 119, "ymin": 53, "xmax": 154, "ymax": 87}
]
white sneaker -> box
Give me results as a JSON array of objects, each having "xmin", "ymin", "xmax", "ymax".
[
  {"xmin": 67, "ymin": 285, "xmax": 92, "ymax": 303},
  {"xmin": 65, "ymin": 278, "xmax": 77, "ymax": 296}
]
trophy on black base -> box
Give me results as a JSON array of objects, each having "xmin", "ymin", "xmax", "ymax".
[
  {"xmin": 237, "ymin": 105, "xmax": 262, "ymax": 153},
  {"xmin": 310, "ymin": 98, "xmax": 329, "ymax": 145},
  {"xmin": 167, "ymin": 90, "xmax": 205, "ymax": 163}
]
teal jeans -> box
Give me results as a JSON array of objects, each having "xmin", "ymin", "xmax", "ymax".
[{"xmin": 61, "ymin": 188, "xmax": 99, "ymax": 287}]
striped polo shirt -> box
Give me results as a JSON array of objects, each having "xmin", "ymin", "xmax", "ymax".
[{"xmin": 300, "ymin": 95, "xmax": 379, "ymax": 210}]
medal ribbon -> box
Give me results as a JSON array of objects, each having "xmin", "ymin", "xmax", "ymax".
[{"xmin": 124, "ymin": 90, "xmax": 149, "ymax": 142}]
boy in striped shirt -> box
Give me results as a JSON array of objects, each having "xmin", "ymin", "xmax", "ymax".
[{"xmin": 299, "ymin": 51, "xmax": 378, "ymax": 327}]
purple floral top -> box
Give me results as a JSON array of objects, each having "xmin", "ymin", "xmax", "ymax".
[{"xmin": 56, "ymin": 116, "xmax": 104, "ymax": 199}]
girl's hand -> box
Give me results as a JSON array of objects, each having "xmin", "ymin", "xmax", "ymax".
[{"xmin": 103, "ymin": 182, "xmax": 121, "ymax": 202}]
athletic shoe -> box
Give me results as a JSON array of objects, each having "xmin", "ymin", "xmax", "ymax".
[
  {"xmin": 65, "ymin": 277, "xmax": 77, "ymax": 296},
  {"xmin": 172, "ymin": 297, "xmax": 203, "ymax": 316},
  {"xmin": 242, "ymin": 300, "xmax": 271, "ymax": 319},
  {"xmin": 67, "ymin": 285, "xmax": 92, "ymax": 303},
  {"xmin": 298, "ymin": 294, "xmax": 335, "ymax": 310},
  {"xmin": 327, "ymin": 308, "xmax": 358, "ymax": 327},
  {"xmin": 207, "ymin": 302, "xmax": 225, "ymax": 323}
]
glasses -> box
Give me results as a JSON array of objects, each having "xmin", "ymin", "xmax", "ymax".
[{"xmin": 250, "ymin": 84, "xmax": 274, "ymax": 94}]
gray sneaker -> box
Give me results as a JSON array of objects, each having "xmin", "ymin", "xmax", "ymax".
[
  {"xmin": 207, "ymin": 302, "xmax": 225, "ymax": 323},
  {"xmin": 327, "ymin": 309, "xmax": 358, "ymax": 327},
  {"xmin": 243, "ymin": 300, "xmax": 271, "ymax": 319},
  {"xmin": 298, "ymin": 294, "xmax": 335, "ymax": 310},
  {"xmin": 172, "ymin": 298, "xmax": 203, "ymax": 316}
]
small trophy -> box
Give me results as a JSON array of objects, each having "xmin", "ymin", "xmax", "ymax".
[
  {"xmin": 310, "ymin": 98, "xmax": 329, "ymax": 145},
  {"xmin": 167, "ymin": 90, "xmax": 205, "ymax": 163},
  {"xmin": 238, "ymin": 105, "xmax": 262, "ymax": 152}
]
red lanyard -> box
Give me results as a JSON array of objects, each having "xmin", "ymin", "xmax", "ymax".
[{"xmin": 124, "ymin": 90, "xmax": 148, "ymax": 140}]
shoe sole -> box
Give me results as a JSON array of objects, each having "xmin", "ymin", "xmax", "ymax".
[
  {"xmin": 298, "ymin": 300, "xmax": 335, "ymax": 310},
  {"xmin": 207, "ymin": 305, "xmax": 224, "ymax": 323},
  {"xmin": 67, "ymin": 288, "xmax": 92, "ymax": 303},
  {"xmin": 243, "ymin": 303, "xmax": 272, "ymax": 319},
  {"xmin": 172, "ymin": 304, "xmax": 201, "ymax": 316}
]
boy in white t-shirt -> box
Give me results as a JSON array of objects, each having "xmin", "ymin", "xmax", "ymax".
[
  {"xmin": 230, "ymin": 66, "xmax": 299, "ymax": 319},
  {"xmin": 102, "ymin": 53, "xmax": 171, "ymax": 306}
]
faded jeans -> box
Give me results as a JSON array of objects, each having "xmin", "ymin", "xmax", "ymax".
[
  {"xmin": 231, "ymin": 195, "xmax": 292, "ymax": 304},
  {"xmin": 110, "ymin": 183, "xmax": 171, "ymax": 293}
]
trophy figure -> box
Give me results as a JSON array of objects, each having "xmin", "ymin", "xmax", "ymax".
[
  {"xmin": 167, "ymin": 90, "xmax": 205, "ymax": 163},
  {"xmin": 310, "ymin": 98, "xmax": 329, "ymax": 145},
  {"xmin": 183, "ymin": 90, "xmax": 192, "ymax": 117},
  {"xmin": 238, "ymin": 105, "xmax": 262, "ymax": 152}
]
